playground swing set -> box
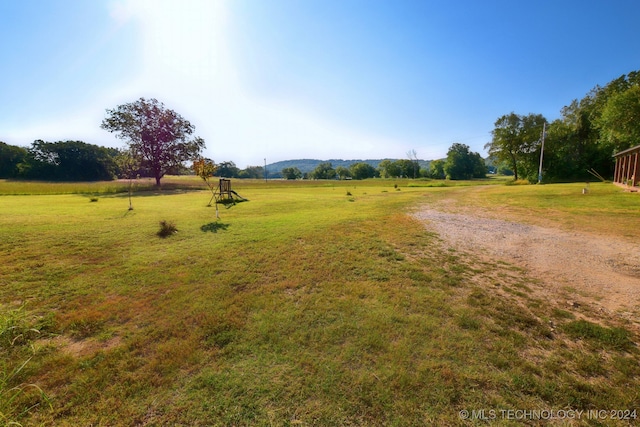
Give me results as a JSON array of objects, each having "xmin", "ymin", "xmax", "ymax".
[{"xmin": 209, "ymin": 178, "xmax": 247, "ymax": 218}]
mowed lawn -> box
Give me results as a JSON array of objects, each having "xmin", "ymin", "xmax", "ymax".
[{"xmin": 1, "ymin": 179, "xmax": 639, "ymax": 426}]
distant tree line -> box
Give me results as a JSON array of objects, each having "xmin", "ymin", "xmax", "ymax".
[
  {"xmin": 214, "ymin": 161, "xmax": 265, "ymax": 179},
  {"xmin": 285, "ymin": 161, "xmax": 383, "ymax": 180},
  {"xmin": 291, "ymin": 149, "xmax": 487, "ymax": 181},
  {"xmin": 0, "ymin": 140, "xmax": 119, "ymax": 181},
  {"xmin": 280, "ymin": 161, "xmax": 387, "ymax": 180},
  {"xmin": 486, "ymin": 69, "xmax": 640, "ymax": 182},
  {"xmin": 1, "ymin": 138, "xmax": 486, "ymax": 182},
  {"xmin": 0, "ymin": 139, "xmax": 265, "ymax": 182}
]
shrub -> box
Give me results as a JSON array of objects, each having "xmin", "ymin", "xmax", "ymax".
[{"xmin": 157, "ymin": 220, "xmax": 178, "ymax": 238}]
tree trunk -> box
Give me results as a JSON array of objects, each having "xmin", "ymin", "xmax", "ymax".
[{"xmin": 128, "ymin": 179, "xmax": 133, "ymax": 210}]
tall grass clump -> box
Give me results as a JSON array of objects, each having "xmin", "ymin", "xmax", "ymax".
[
  {"xmin": 0, "ymin": 305, "xmax": 52, "ymax": 424},
  {"xmin": 0, "ymin": 306, "xmax": 40, "ymax": 349},
  {"xmin": 157, "ymin": 220, "xmax": 178, "ymax": 238}
]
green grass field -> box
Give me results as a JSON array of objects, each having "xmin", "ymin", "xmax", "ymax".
[{"xmin": 1, "ymin": 178, "xmax": 638, "ymax": 426}]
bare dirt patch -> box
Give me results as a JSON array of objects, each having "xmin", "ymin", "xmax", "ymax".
[
  {"xmin": 412, "ymin": 203, "xmax": 640, "ymax": 326},
  {"xmin": 39, "ymin": 335, "xmax": 122, "ymax": 358}
]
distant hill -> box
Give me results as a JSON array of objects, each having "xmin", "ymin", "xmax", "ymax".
[{"xmin": 266, "ymin": 158, "xmax": 431, "ymax": 176}]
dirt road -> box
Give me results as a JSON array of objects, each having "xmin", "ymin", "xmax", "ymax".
[{"xmin": 412, "ymin": 205, "xmax": 640, "ymax": 324}]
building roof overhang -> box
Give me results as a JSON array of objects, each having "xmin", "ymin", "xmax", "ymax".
[{"xmin": 613, "ymin": 144, "xmax": 640, "ymax": 158}]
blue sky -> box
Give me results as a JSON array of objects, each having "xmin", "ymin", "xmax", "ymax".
[{"xmin": 1, "ymin": 0, "xmax": 639, "ymax": 167}]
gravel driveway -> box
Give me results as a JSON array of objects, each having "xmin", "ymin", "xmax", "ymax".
[{"xmin": 412, "ymin": 207, "xmax": 640, "ymax": 320}]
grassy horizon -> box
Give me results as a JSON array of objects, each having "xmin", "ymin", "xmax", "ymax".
[{"xmin": 1, "ymin": 179, "xmax": 638, "ymax": 425}]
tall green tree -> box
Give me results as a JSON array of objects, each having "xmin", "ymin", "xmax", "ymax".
[
  {"xmin": 428, "ymin": 159, "xmax": 445, "ymax": 179},
  {"xmin": 598, "ymin": 85, "xmax": 640, "ymax": 152},
  {"xmin": 101, "ymin": 97, "xmax": 205, "ymax": 186},
  {"xmin": 378, "ymin": 159, "xmax": 415, "ymax": 178},
  {"xmin": 310, "ymin": 162, "xmax": 336, "ymax": 179},
  {"xmin": 238, "ymin": 166, "xmax": 264, "ymax": 179},
  {"xmin": 349, "ymin": 162, "xmax": 378, "ymax": 180},
  {"xmin": 396, "ymin": 159, "xmax": 417, "ymax": 178},
  {"xmin": 484, "ymin": 69, "xmax": 639, "ymax": 183},
  {"xmin": 443, "ymin": 143, "xmax": 486, "ymax": 180},
  {"xmin": 485, "ymin": 112, "xmax": 546, "ymax": 181},
  {"xmin": 407, "ymin": 149, "xmax": 419, "ymax": 179},
  {"xmin": 0, "ymin": 142, "xmax": 28, "ymax": 178},
  {"xmin": 281, "ymin": 167, "xmax": 302, "ymax": 180},
  {"xmin": 215, "ymin": 161, "xmax": 240, "ymax": 178},
  {"xmin": 377, "ymin": 160, "xmax": 398, "ymax": 178},
  {"xmin": 541, "ymin": 71, "xmax": 639, "ymax": 181},
  {"xmin": 335, "ymin": 166, "xmax": 352, "ymax": 180},
  {"xmin": 543, "ymin": 91, "xmax": 610, "ymax": 180}
]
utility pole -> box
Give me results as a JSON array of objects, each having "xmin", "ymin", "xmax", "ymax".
[
  {"xmin": 407, "ymin": 149, "xmax": 418, "ymax": 179},
  {"xmin": 264, "ymin": 158, "xmax": 267, "ymax": 182},
  {"xmin": 538, "ymin": 122, "xmax": 546, "ymax": 184}
]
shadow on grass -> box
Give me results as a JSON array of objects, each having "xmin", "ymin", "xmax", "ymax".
[
  {"xmin": 108, "ymin": 187, "xmax": 203, "ymax": 198},
  {"xmin": 201, "ymin": 222, "xmax": 230, "ymax": 233}
]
